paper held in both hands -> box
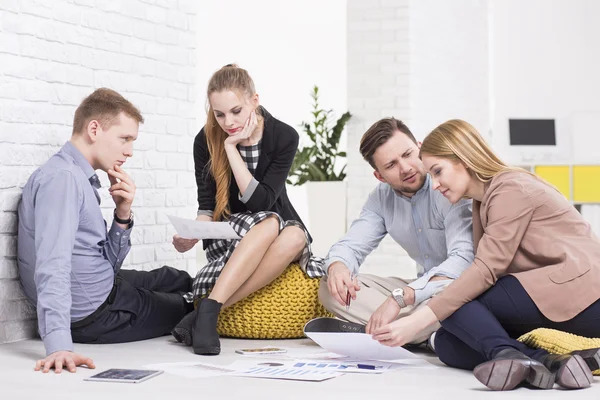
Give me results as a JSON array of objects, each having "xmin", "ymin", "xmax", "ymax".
[
  {"xmin": 303, "ymin": 331, "xmax": 421, "ymax": 361},
  {"xmin": 168, "ymin": 215, "xmax": 241, "ymax": 240}
]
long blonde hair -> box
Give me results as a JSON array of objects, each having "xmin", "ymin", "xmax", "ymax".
[
  {"xmin": 205, "ymin": 64, "xmax": 257, "ymax": 221},
  {"xmin": 420, "ymin": 119, "xmax": 526, "ymax": 183}
]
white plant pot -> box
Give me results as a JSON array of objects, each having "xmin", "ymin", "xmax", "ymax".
[{"xmin": 286, "ymin": 181, "xmax": 347, "ymax": 259}]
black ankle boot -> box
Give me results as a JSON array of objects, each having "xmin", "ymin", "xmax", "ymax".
[
  {"xmin": 171, "ymin": 298, "xmax": 203, "ymax": 346},
  {"xmin": 473, "ymin": 348, "xmax": 555, "ymax": 391},
  {"xmin": 171, "ymin": 309, "xmax": 197, "ymax": 346},
  {"xmin": 192, "ymin": 298, "xmax": 222, "ymax": 355},
  {"xmin": 538, "ymin": 352, "xmax": 594, "ymax": 389}
]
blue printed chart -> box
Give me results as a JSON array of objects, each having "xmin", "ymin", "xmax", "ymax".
[
  {"xmin": 232, "ymin": 365, "xmax": 343, "ymax": 382},
  {"xmin": 292, "ymin": 362, "xmax": 383, "ymax": 374}
]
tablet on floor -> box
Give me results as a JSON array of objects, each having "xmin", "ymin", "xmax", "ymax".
[{"xmin": 84, "ymin": 368, "xmax": 163, "ymax": 383}]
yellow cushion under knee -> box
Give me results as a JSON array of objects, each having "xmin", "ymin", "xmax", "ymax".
[
  {"xmin": 518, "ymin": 328, "xmax": 600, "ymax": 375},
  {"xmin": 215, "ymin": 263, "xmax": 333, "ymax": 339}
]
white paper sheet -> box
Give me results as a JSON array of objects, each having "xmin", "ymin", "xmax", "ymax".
[
  {"xmin": 239, "ymin": 348, "xmax": 346, "ymax": 361},
  {"xmin": 168, "ymin": 215, "xmax": 241, "ymax": 240},
  {"xmin": 304, "ymin": 332, "xmax": 421, "ymax": 361},
  {"xmin": 142, "ymin": 361, "xmax": 236, "ymax": 379}
]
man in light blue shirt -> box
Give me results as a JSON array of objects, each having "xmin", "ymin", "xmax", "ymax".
[
  {"xmin": 319, "ymin": 118, "xmax": 474, "ymax": 345},
  {"xmin": 18, "ymin": 88, "xmax": 193, "ymax": 373}
]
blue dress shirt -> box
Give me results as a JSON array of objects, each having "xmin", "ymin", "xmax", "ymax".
[
  {"xmin": 18, "ymin": 141, "xmax": 132, "ymax": 355},
  {"xmin": 326, "ymin": 175, "xmax": 474, "ymax": 305}
]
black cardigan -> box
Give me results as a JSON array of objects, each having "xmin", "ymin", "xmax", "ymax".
[{"xmin": 193, "ymin": 108, "xmax": 311, "ymax": 248}]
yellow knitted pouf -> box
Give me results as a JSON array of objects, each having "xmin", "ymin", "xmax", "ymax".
[
  {"xmin": 518, "ymin": 328, "xmax": 600, "ymax": 375},
  {"xmin": 215, "ymin": 263, "xmax": 333, "ymax": 339}
]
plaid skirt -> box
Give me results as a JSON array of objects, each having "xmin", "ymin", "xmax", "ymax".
[{"xmin": 192, "ymin": 211, "xmax": 326, "ymax": 299}]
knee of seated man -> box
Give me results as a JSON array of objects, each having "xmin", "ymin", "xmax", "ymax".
[{"xmin": 318, "ymin": 277, "xmax": 332, "ymax": 303}]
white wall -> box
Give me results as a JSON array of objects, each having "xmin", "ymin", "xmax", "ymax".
[
  {"xmin": 0, "ymin": 0, "xmax": 198, "ymax": 344},
  {"xmin": 196, "ymin": 0, "xmax": 347, "ymax": 145},
  {"xmin": 491, "ymin": 0, "xmax": 600, "ymax": 164},
  {"xmin": 410, "ymin": 0, "xmax": 490, "ymax": 140}
]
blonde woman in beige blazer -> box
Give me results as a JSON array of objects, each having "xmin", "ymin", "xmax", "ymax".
[{"xmin": 370, "ymin": 119, "xmax": 600, "ymax": 391}]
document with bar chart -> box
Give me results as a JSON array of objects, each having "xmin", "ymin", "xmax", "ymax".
[{"xmin": 231, "ymin": 365, "xmax": 343, "ymax": 382}]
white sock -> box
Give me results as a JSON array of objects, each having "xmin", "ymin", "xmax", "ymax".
[{"xmin": 428, "ymin": 331, "xmax": 437, "ymax": 352}]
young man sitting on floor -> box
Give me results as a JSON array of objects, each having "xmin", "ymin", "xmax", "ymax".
[{"xmin": 18, "ymin": 88, "xmax": 194, "ymax": 373}]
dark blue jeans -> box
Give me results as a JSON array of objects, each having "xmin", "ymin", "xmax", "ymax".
[{"xmin": 435, "ymin": 275, "xmax": 600, "ymax": 370}]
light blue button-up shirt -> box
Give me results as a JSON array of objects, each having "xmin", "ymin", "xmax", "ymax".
[
  {"xmin": 18, "ymin": 141, "xmax": 132, "ymax": 356},
  {"xmin": 326, "ymin": 175, "xmax": 474, "ymax": 305}
]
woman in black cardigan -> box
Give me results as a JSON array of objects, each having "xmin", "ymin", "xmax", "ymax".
[{"xmin": 171, "ymin": 65, "xmax": 325, "ymax": 356}]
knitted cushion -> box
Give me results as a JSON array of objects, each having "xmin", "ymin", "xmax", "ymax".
[
  {"xmin": 518, "ymin": 328, "xmax": 600, "ymax": 375},
  {"xmin": 216, "ymin": 263, "xmax": 333, "ymax": 339}
]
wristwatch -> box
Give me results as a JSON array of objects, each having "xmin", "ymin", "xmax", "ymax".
[
  {"xmin": 114, "ymin": 208, "xmax": 134, "ymax": 227},
  {"xmin": 392, "ymin": 288, "xmax": 406, "ymax": 308}
]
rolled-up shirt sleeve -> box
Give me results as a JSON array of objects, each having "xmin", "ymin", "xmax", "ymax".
[
  {"xmin": 197, "ymin": 209, "xmax": 214, "ymax": 218},
  {"xmin": 33, "ymin": 170, "xmax": 81, "ymax": 355},
  {"xmin": 239, "ymin": 177, "xmax": 259, "ymax": 204},
  {"xmin": 325, "ymin": 190, "xmax": 388, "ymax": 276}
]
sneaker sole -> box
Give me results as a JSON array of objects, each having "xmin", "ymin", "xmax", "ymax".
[{"xmin": 304, "ymin": 317, "xmax": 366, "ymax": 334}]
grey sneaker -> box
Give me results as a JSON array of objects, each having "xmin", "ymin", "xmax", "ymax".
[{"xmin": 304, "ymin": 317, "xmax": 366, "ymax": 334}]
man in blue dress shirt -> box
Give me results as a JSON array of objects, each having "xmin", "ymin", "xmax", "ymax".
[
  {"xmin": 319, "ymin": 118, "xmax": 474, "ymax": 346},
  {"xmin": 18, "ymin": 88, "xmax": 193, "ymax": 373}
]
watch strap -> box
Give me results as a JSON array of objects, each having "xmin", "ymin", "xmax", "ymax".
[
  {"xmin": 114, "ymin": 209, "xmax": 133, "ymax": 225},
  {"xmin": 392, "ymin": 289, "xmax": 407, "ymax": 308}
]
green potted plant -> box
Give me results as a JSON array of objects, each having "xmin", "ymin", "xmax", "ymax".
[
  {"xmin": 287, "ymin": 85, "xmax": 352, "ymax": 185},
  {"xmin": 286, "ymin": 86, "xmax": 352, "ymax": 257}
]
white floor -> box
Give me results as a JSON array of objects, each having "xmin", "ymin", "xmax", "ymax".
[{"xmin": 2, "ymin": 336, "xmax": 599, "ymax": 399}]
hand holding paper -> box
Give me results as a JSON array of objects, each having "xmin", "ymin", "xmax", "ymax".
[
  {"xmin": 304, "ymin": 317, "xmax": 419, "ymax": 361},
  {"xmin": 168, "ymin": 215, "xmax": 241, "ymax": 240},
  {"xmin": 372, "ymin": 306, "xmax": 438, "ymax": 347}
]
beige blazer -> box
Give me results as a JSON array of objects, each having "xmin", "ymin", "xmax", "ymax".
[{"xmin": 428, "ymin": 170, "xmax": 600, "ymax": 322}]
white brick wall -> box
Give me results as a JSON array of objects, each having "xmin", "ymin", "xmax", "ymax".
[
  {"xmin": 0, "ymin": 0, "xmax": 198, "ymax": 344},
  {"xmin": 347, "ymin": 0, "xmax": 415, "ymax": 278},
  {"xmin": 346, "ymin": 0, "xmax": 489, "ymax": 278},
  {"xmin": 409, "ymin": 0, "xmax": 490, "ymax": 140}
]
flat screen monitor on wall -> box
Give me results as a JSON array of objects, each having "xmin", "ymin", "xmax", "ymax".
[{"xmin": 509, "ymin": 119, "xmax": 556, "ymax": 146}]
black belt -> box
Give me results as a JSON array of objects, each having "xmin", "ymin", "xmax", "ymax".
[{"xmin": 71, "ymin": 278, "xmax": 120, "ymax": 329}]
